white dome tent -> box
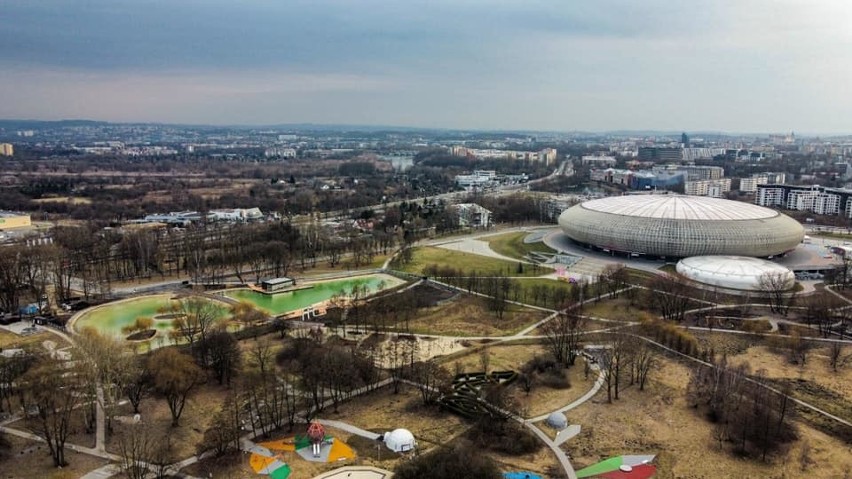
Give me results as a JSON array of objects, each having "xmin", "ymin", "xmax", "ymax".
[
  {"xmin": 383, "ymin": 428, "xmax": 416, "ymax": 453},
  {"xmin": 546, "ymin": 412, "xmax": 568, "ymax": 430}
]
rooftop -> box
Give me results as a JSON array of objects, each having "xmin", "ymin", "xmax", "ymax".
[{"xmin": 580, "ymin": 195, "xmax": 778, "ymax": 221}]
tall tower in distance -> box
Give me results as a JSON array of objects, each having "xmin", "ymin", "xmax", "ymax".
[{"xmin": 681, "ymin": 132, "xmax": 690, "ymax": 148}]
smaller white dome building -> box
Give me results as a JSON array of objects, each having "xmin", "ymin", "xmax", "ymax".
[
  {"xmin": 384, "ymin": 428, "xmax": 416, "ymax": 453},
  {"xmin": 676, "ymin": 256, "xmax": 795, "ymax": 291},
  {"xmin": 546, "ymin": 412, "xmax": 568, "ymax": 430}
]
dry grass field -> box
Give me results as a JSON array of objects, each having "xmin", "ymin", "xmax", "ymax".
[
  {"xmin": 567, "ymin": 357, "xmax": 852, "ymax": 479},
  {"xmin": 0, "ymin": 435, "xmax": 108, "ymax": 479},
  {"xmin": 447, "ymin": 343, "xmax": 594, "ymax": 417},
  {"xmin": 396, "ymin": 295, "xmax": 546, "ymax": 336}
]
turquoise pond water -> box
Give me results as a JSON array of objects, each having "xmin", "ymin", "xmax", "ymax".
[
  {"xmin": 72, "ymin": 274, "xmax": 404, "ymax": 339},
  {"xmin": 72, "ymin": 295, "xmax": 229, "ymax": 338},
  {"xmin": 221, "ymin": 274, "xmax": 403, "ymax": 315}
]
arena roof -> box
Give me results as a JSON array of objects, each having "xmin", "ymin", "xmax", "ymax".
[
  {"xmin": 580, "ymin": 195, "xmax": 777, "ymax": 221},
  {"xmin": 558, "ymin": 194, "xmax": 804, "ymax": 258}
]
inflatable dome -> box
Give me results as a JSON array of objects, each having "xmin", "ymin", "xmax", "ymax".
[
  {"xmin": 546, "ymin": 412, "xmax": 568, "ymax": 430},
  {"xmin": 676, "ymin": 255, "xmax": 795, "ymax": 291},
  {"xmin": 384, "ymin": 428, "xmax": 416, "ymax": 452}
]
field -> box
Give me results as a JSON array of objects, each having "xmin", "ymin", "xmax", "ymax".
[
  {"xmin": 0, "ymin": 435, "xmax": 108, "ymax": 479},
  {"xmin": 392, "ymin": 294, "xmax": 546, "ymax": 336},
  {"xmin": 567, "ymin": 356, "xmax": 852, "ymax": 479},
  {"xmin": 0, "ymin": 328, "xmax": 70, "ymax": 350},
  {"xmin": 449, "ymin": 343, "xmax": 594, "ymax": 417},
  {"xmin": 486, "ymin": 231, "xmax": 556, "ymax": 260},
  {"xmin": 398, "ymin": 247, "xmax": 548, "ymax": 278},
  {"xmin": 31, "ymin": 196, "xmax": 92, "ymax": 205}
]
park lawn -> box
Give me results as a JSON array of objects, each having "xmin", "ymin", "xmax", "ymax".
[
  {"xmin": 397, "ymin": 294, "xmax": 546, "ymax": 336},
  {"xmin": 567, "ymin": 356, "xmax": 852, "ymax": 479},
  {"xmin": 580, "ymin": 297, "xmax": 654, "ymax": 322},
  {"xmin": 508, "ymin": 277, "xmax": 574, "ymax": 309},
  {"xmin": 399, "ymin": 246, "xmax": 547, "ymax": 278},
  {"xmin": 105, "ymin": 382, "xmax": 230, "ymax": 464},
  {"xmin": 0, "ymin": 328, "xmax": 61, "ymax": 350},
  {"xmin": 487, "ymin": 231, "xmax": 556, "ymax": 260},
  {"xmin": 727, "ymin": 344, "xmax": 852, "ymax": 424},
  {"xmin": 0, "ymin": 434, "xmax": 109, "ymax": 479},
  {"xmin": 333, "ymin": 383, "xmax": 559, "ymax": 477},
  {"xmin": 447, "ymin": 343, "xmax": 594, "ymax": 418}
]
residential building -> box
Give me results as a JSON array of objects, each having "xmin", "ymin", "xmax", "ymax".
[
  {"xmin": 581, "ymin": 155, "xmax": 617, "ymax": 167},
  {"xmin": 454, "ymin": 203, "xmax": 492, "ymax": 228},
  {"xmin": 740, "ymin": 172, "xmax": 787, "ymax": 193},
  {"xmin": 677, "ymin": 165, "xmax": 725, "ymax": 181},
  {"xmin": 756, "ymin": 184, "xmax": 852, "ymax": 216},
  {"xmin": 0, "ymin": 143, "xmax": 13, "ymax": 156},
  {"xmin": 685, "ymin": 179, "xmax": 732, "ymax": 197}
]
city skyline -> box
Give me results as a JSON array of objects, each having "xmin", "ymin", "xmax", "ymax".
[{"xmin": 2, "ymin": 0, "xmax": 851, "ymax": 134}]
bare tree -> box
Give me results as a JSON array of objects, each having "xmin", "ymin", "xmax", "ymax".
[
  {"xmin": 75, "ymin": 329, "xmax": 135, "ymax": 433},
  {"xmin": 628, "ymin": 337, "xmax": 656, "ymax": 391},
  {"xmin": 117, "ymin": 423, "xmax": 157, "ymax": 479},
  {"xmin": 168, "ymin": 297, "xmax": 226, "ymax": 364},
  {"xmin": 409, "ymin": 359, "xmax": 449, "ymax": 405},
  {"xmin": 22, "ymin": 357, "xmax": 83, "ymax": 467},
  {"xmin": 646, "ymin": 274, "xmax": 692, "ymax": 322},
  {"xmin": 199, "ymin": 388, "xmax": 242, "ymax": 456},
  {"xmin": 599, "ymin": 263, "xmax": 629, "ymax": 298},
  {"xmin": 757, "ymin": 271, "xmax": 794, "ymax": 315},
  {"xmin": 829, "ymin": 342, "xmax": 847, "ymax": 372},
  {"xmin": 541, "ymin": 309, "xmax": 585, "ymax": 367},
  {"xmin": 148, "ymin": 349, "xmax": 205, "ymax": 427}
]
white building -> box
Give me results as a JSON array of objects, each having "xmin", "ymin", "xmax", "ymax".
[
  {"xmin": 786, "ymin": 190, "xmax": 840, "ymax": 215},
  {"xmin": 264, "ymin": 147, "xmax": 297, "ymax": 158},
  {"xmin": 684, "ymin": 179, "xmax": 731, "ymax": 197},
  {"xmin": 740, "ymin": 172, "xmax": 786, "ymax": 193},
  {"xmin": 454, "ymin": 203, "xmax": 492, "ymax": 228},
  {"xmin": 455, "ymin": 170, "xmax": 497, "ymax": 188},
  {"xmin": 756, "ymin": 187, "xmax": 786, "ymax": 208},
  {"xmin": 681, "ymin": 148, "xmax": 726, "ymax": 162}
]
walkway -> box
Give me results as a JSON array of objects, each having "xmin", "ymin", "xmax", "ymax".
[{"xmin": 313, "ymin": 466, "xmax": 394, "ymax": 479}]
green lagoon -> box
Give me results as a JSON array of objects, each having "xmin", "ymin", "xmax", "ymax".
[
  {"xmin": 222, "ymin": 273, "xmax": 403, "ymax": 316},
  {"xmin": 72, "ymin": 294, "xmax": 228, "ymax": 339}
]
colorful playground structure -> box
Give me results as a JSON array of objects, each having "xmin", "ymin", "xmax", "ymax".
[
  {"xmin": 575, "ymin": 455, "xmax": 657, "ymax": 479},
  {"xmin": 247, "ymin": 421, "xmax": 358, "ymax": 479}
]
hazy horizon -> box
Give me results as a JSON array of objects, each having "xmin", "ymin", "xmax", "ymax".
[{"xmin": 2, "ymin": 1, "xmax": 851, "ymax": 134}]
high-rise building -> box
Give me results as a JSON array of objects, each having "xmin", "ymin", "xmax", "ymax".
[
  {"xmin": 681, "ymin": 132, "xmax": 690, "ymax": 147},
  {"xmin": 685, "ymin": 179, "xmax": 731, "ymax": 197},
  {"xmin": 0, "ymin": 143, "xmax": 13, "ymax": 156},
  {"xmin": 638, "ymin": 147, "xmax": 682, "ymax": 162}
]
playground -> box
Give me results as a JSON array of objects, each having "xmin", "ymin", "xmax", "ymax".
[{"xmin": 246, "ymin": 422, "xmax": 361, "ymax": 479}]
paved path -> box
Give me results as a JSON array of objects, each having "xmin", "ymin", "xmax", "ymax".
[
  {"xmin": 80, "ymin": 464, "xmax": 120, "ymax": 479},
  {"xmin": 313, "ymin": 466, "xmax": 394, "ymax": 479},
  {"xmin": 317, "ymin": 419, "xmax": 382, "ymax": 441},
  {"xmin": 527, "ymin": 368, "xmax": 606, "ymax": 423},
  {"xmin": 435, "ymin": 238, "xmax": 540, "ymax": 265}
]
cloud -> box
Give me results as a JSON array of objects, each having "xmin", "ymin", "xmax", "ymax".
[{"xmin": 1, "ymin": 0, "xmax": 851, "ymax": 132}]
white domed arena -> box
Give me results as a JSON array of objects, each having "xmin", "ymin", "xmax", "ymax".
[
  {"xmin": 676, "ymin": 256, "xmax": 795, "ymax": 291},
  {"xmin": 558, "ymin": 195, "xmax": 804, "ymax": 259}
]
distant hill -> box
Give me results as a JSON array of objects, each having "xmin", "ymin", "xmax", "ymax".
[{"xmin": 0, "ymin": 119, "xmax": 109, "ymax": 129}]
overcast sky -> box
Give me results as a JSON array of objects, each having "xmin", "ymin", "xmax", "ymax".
[{"xmin": 1, "ymin": 0, "xmax": 850, "ymax": 133}]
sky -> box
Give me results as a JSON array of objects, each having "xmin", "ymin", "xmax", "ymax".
[{"xmin": 1, "ymin": 0, "xmax": 851, "ymax": 133}]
